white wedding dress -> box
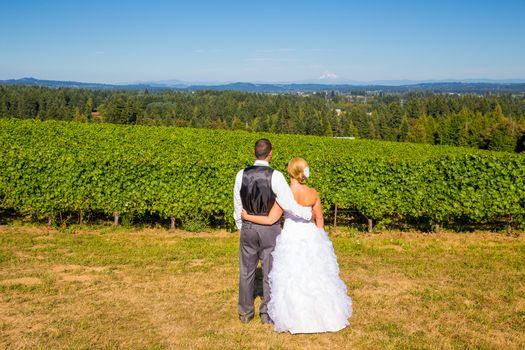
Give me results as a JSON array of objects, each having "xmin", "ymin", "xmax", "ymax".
[{"xmin": 268, "ymin": 212, "xmax": 352, "ymax": 334}]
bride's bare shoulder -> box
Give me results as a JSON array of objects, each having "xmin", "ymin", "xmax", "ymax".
[
  {"xmin": 291, "ymin": 184, "xmax": 318, "ymax": 206},
  {"xmin": 304, "ymin": 186, "xmax": 320, "ymax": 203}
]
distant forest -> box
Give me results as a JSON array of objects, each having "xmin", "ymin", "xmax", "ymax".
[{"xmin": 1, "ymin": 85, "xmax": 524, "ymax": 153}]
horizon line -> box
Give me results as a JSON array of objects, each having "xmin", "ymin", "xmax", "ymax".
[{"xmin": 2, "ymin": 76, "xmax": 525, "ymax": 87}]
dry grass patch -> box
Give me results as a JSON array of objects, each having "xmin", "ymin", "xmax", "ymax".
[
  {"xmin": 0, "ymin": 277, "xmax": 43, "ymax": 287},
  {"xmin": 0, "ymin": 225, "xmax": 523, "ymax": 349}
]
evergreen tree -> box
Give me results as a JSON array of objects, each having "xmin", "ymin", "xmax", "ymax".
[
  {"xmin": 73, "ymin": 107, "xmax": 87, "ymax": 123},
  {"xmin": 324, "ymin": 118, "xmax": 333, "ymax": 137},
  {"xmin": 231, "ymin": 115, "xmax": 244, "ymax": 130},
  {"xmin": 487, "ymin": 120, "xmax": 517, "ymax": 152},
  {"xmin": 398, "ymin": 116, "xmax": 410, "ymax": 142},
  {"xmin": 345, "ymin": 119, "xmax": 359, "ymax": 138}
]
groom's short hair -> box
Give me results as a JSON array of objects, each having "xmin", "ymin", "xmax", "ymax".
[{"xmin": 254, "ymin": 138, "xmax": 272, "ymax": 159}]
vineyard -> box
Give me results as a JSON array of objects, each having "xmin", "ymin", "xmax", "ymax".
[{"xmin": 1, "ymin": 118, "xmax": 524, "ymax": 231}]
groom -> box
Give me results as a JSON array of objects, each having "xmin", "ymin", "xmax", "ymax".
[{"xmin": 233, "ymin": 138, "xmax": 312, "ymax": 324}]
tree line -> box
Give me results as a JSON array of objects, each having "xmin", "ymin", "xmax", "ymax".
[{"xmin": 0, "ymin": 85, "xmax": 524, "ymax": 152}]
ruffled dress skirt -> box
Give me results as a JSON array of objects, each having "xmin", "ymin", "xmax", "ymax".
[{"xmin": 268, "ymin": 217, "xmax": 352, "ymax": 334}]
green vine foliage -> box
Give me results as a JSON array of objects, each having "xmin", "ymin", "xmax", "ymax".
[{"xmin": 1, "ymin": 118, "xmax": 524, "ymax": 229}]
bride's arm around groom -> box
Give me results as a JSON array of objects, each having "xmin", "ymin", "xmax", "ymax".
[{"xmin": 233, "ymin": 163, "xmax": 311, "ymax": 229}]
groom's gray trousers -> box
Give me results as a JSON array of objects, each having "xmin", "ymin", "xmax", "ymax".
[{"xmin": 238, "ymin": 220, "xmax": 281, "ymax": 318}]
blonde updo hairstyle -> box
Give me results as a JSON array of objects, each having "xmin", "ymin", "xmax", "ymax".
[{"xmin": 287, "ymin": 157, "xmax": 308, "ymax": 185}]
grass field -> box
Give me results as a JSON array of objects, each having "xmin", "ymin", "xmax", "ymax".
[{"xmin": 0, "ymin": 225, "xmax": 524, "ymax": 349}]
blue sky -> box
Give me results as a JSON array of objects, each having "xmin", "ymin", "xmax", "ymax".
[{"xmin": 1, "ymin": 0, "xmax": 524, "ymax": 83}]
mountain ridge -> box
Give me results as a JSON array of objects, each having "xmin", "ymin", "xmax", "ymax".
[{"xmin": 2, "ymin": 77, "xmax": 525, "ymax": 93}]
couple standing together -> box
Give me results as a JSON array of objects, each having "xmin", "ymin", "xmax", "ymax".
[{"xmin": 233, "ymin": 139, "xmax": 352, "ymax": 334}]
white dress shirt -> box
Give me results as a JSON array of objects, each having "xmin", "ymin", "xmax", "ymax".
[{"xmin": 233, "ymin": 160, "xmax": 313, "ymax": 230}]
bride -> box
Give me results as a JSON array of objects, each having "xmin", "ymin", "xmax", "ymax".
[{"xmin": 242, "ymin": 157, "xmax": 352, "ymax": 334}]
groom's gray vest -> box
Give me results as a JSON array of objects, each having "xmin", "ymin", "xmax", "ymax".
[{"xmin": 240, "ymin": 166, "xmax": 276, "ymax": 216}]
